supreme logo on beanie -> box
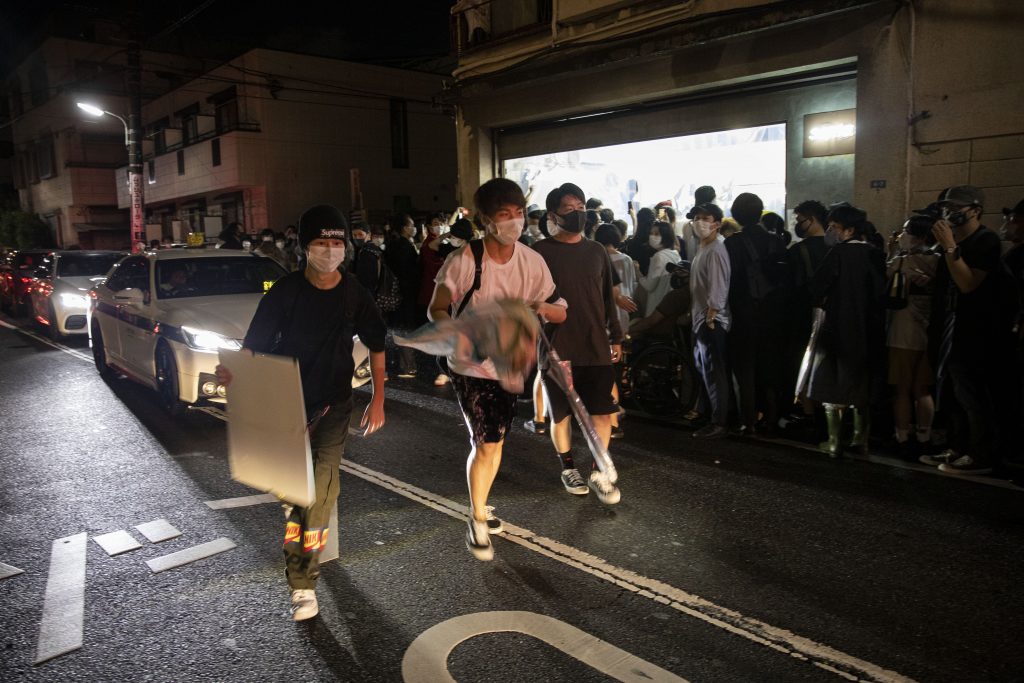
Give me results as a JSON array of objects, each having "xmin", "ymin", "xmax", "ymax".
[{"xmin": 299, "ymin": 204, "xmax": 348, "ymax": 248}]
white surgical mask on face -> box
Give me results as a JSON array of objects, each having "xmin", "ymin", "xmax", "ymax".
[
  {"xmin": 275, "ymin": 240, "xmax": 285, "ymax": 249},
  {"xmin": 648, "ymin": 234, "xmax": 663, "ymax": 249},
  {"xmin": 428, "ymin": 224, "xmax": 441, "ymax": 236},
  {"xmin": 307, "ymin": 245, "xmax": 345, "ymax": 273},
  {"xmin": 372, "ymin": 237, "xmax": 385, "ymax": 248},
  {"xmin": 693, "ymin": 220, "xmax": 714, "ymax": 240},
  {"xmin": 448, "ymin": 237, "xmax": 466, "ymax": 248},
  {"xmin": 898, "ymin": 232, "xmax": 915, "ymax": 252},
  {"xmin": 489, "ymin": 217, "xmax": 524, "ymax": 245},
  {"xmin": 242, "ymin": 240, "xmax": 251, "ymax": 250}
]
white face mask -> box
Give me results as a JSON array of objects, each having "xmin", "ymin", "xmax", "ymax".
[
  {"xmin": 242, "ymin": 240, "xmax": 252, "ymax": 250},
  {"xmin": 693, "ymin": 220, "xmax": 715, "ymax": 240},
  {"xmin": 489, "ymin": 217, "xmax": 524, "ymax": 245},
  {"xmin": 371, "ymin": 237, "xmax": 385, "ymax": 248},
  {"xmin": 262, "ymin": 235, "xmax": 272, "ymax": 242},
  {"xmin": 648, "ymin": 234, "xmax": 663, "ymax": 249},
  {"xmin": 897, "ymin": 232, "xmax": 915, "ymax": 252},
  {"xmin": 307, "ymin": 245, "xmax": 345, "ymax": 273},
  {"xmin": 275, "ymin": 240, "xmax": 285, "ymax": 249},
  {"xmin": 428, "ymin": 224, "xmax": 441, "ymax": 236},
  {"xmin": 448, "ymin": 237, "xmax": 466, "ymax": 248}
]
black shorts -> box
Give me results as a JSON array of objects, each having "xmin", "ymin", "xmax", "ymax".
[
  {"xmin": 543, "ymin": 364, "xmax": 617, "ymax": 423},
  {"xmin": 450, "ymin": 372, "xmax": 519, "ymax": 445}
]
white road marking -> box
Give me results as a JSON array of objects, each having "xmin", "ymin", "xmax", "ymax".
[
  {"xmin": 401, "ymin": 611, "xmax": 688, "ymax": 683},
  {"xmin": 135, "ymin": 519, "xmax": 182, "ymax": 543},
  {"xmin": 341, "ymin": 460, "xmax": 915, "ymax": 683},
  {"xmin": 0, "ymin": 561, "xmax": 25, "ymax": 580},
  {"xmin": 93, "ymin": 530, "xmax": 142, "ymax": 556},
  {"xmin": 203, "ymin": 493, "xmax": 279, "ymax": 509},
  {"xmin": 35, "ymin": 533, "xmax": 87, "ymax": 665},
  {"xmin": 0, "ymin": 319, "xmax": 92, "ymax": 362},
  {"xmin": 145, "ymin": 538, "xmax": 236, "ymax": 573}
]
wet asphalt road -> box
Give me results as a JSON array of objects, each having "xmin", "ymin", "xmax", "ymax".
[{"xmin": 1, "ymin": 319, "xmax": 1023, "ymax": 683}]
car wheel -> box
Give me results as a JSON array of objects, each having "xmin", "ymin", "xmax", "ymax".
[
  {"xmin": 155, "ymin": 342, "xmax": 186, "ymax": 416},
  {"xmin": 91, "ymin": 320, "xmax": 114, "ymax": 380},
  {"xmin": 47, "ymin": 303, "xmax": 64, "ymax": 341}
]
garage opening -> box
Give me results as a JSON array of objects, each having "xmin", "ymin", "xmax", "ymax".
[{"xmin": 503, "ymin": 123, "xmax": 787, "ymax": 231}]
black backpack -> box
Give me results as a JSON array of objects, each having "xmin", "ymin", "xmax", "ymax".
[{"xmin": 740, "ymin": 233, "xmax": 779, "ymax": 301}]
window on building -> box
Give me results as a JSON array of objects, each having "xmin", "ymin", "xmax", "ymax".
[
  {"xmin": 36, "ymin": 136, "xmax": 56, "ymax": 179},
  {"xmin": 29, "ymin": 59, "xmax": 49, "ymax": 107},
  {"xmin": 177, "ymin": 150, "xmax": 185, "ymax": 175},
  {"xmin": 147, "ymin": 159, "xmax": 155, "ymax": 184},
  {"xmin": 390, "ymin": 98, "xmax": 409, "ymax": 169},
  {"xmin": 210, "ymin": 86, "xmax": 239, "ymax": 133},
  {"xmin": 211, "ymin": 138, "xmax": 221, "ymax": 167},
  {"xmin": 176, "ymin": 103, "xmax": 199, "ymax": 144},
  {"xmin": 149, "ymin": 116, "xmax": 170, "ymax": 155},
  {"xmin": 9, "ymin": 77, "xmax": 23, "ymax": 118}
]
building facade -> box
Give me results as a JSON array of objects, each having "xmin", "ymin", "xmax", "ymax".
[
  {"xmin": 448, "ymin": 0, "xmax": 1024, "ymax": 233},
  {"xmin": 113, "ymin": 49, "xmax": 457, "ymax": 243}
]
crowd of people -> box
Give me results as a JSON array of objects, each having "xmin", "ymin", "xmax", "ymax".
[{"xmin": 214, "ymin": 180, "xmax": 1024, "ymax": 620}]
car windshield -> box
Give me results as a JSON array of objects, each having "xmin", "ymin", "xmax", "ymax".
[
  {"xmin": 58, "ymin": 253, "xmax": 123, "ymax": 278},
  {"xmin": 155, "ymin": 257, "xmax": 287, "ymax": 300}
]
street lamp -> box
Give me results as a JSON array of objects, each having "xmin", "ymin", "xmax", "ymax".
[{"xmin": 76, "ymin": 101, "xmax": 145, "ymax": 252}]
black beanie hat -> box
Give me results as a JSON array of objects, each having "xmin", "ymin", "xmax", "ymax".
[
  {"xmin": 298, "ymin": 204, "xmax": 348, "ymax": 248},
  {"xmin": 545, "ymin": 183, "xmax": 586, "ymax": 213}
]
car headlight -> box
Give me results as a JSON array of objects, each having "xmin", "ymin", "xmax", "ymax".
[
  {"xmin": 59, "ymin": 292, "xmax": 90, "ymax": 309},
  {"xmin": 180, "ymin": 325, "xmax": 242, "ymax": 351}
]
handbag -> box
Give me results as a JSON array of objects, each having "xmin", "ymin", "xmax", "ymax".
[
  {"xmin": 375, "ymin": 259, "xmax": 402, "ymax": 313},
  {"xmin": 886, "ymin": 257, "xmax": 908, "ymax": 310}
]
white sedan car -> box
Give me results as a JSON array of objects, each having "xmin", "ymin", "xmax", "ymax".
[
  {"xmin": 29, "ymin": 250, "xmax": 126, "ymax": 340},
  {"xmin": 89, "ymin": 249, "xmax": 371, "ymax": 415}
]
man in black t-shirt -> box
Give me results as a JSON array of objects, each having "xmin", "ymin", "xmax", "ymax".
[
  {"xmin": 533, "ymin": 183, "xmax": 624, "ymax": 505},
  {"xmin": 217, "ymin": 204, "xmax": 387, "ymax": 621},
  {"xmin": 924, "ymin": 186, "xmax": 1008, "ymax": 475}
]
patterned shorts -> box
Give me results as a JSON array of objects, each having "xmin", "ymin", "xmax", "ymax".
[{"xmin": 449, "ymin": 372, "xmax": 519, "ymax": 445}]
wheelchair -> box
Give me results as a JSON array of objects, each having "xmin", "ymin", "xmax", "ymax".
[{"xmin": 620, "ymin": 321, "xmax": 700, "ymax": 418}]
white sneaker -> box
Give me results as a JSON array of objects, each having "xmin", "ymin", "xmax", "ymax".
[
  {"xmin": 560, "ymin": 468, "xmax": 589, "ymax": 495},
  {"xmin": 589, "ymin": 470, "xmax": 621, "ymax": 505},
  {"xmin": 290, "ymin": 589, "xmax": 319, "ymax": 621},
  {"xmin": 433, "ymin": 373, "xmax": 450, "ymax": 386},
  {"xmin": 466, "ymin": 518, "xmax": 494, "ymax": 561}
]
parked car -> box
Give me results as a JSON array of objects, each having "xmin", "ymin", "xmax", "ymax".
[
  {"xmin": 1, "ymin": 249, "xmax": 53, "ymax": 316},
  {"xmin": 88, "ymin": 249, "xmax": 371, "ymax": 415},
  {"xmin": 29, "ymin": 250, "xmax": 126, "ymax": 340}
]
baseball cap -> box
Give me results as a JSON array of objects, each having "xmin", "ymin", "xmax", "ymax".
[
  {"xmin": 526, "ymin": 204, "xmax": 545, "ymax": 220},
  {"xmin": 688, "ymin": 202, "xmax": 723, "ymax": 222},
  {"xmin": 298, "ymin": 204, "xmax": 348, "ymax": 248},
  {"xmin": 665, "ymin": 260, "xmax": 691, "ymax": 274},
  {"xmin": 938, "ymin": 185, "xmax": 985, "ymax": 207},
  {"xmin": 1002, "ymin": 198, "xmax": 1024, "ymax": 217}
]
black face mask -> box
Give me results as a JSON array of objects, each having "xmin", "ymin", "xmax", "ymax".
[
  {"xmin": 352, "ymin": 238, "xmax": 366, "ymax": 247},
  {"xmin": 558, "ymin": 210, "xmax": 587, "ymax": 234},
  {"xmin": 944, "ymin": 207, "xmax": 972, "ymax": 227}
]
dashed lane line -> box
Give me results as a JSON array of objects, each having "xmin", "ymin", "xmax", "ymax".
[
  {"xmin": 0, "ymin": 319, "xmax": 92, "ymax": 362},
  {"xmin": 92, "ymin": 530, "xmax": 142, "ymax": 556},
  {"xmin": 145, "ymin": 538, "xmax": 237, "ymax": 574},
  {"xmin": 340, "ymin": 459, "xmax": 915, "ymax": 683},
  {"xmin": 135, "ymin": 519, "xmax": 182, "ymax": 543},
  {"xmin": 204, "ymin": 493, "xmax": 279, "ymax": 509}
]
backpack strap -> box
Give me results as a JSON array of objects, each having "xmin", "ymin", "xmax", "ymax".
[{"xmin": 454, "ymin": 239, "xmax": 485, "ymax": 318}]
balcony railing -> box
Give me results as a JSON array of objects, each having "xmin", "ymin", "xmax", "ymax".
[
  {"xmin": 451, "ymin": 0, "xmax": 553, "ymax": 56},
  {"xmin": 145, "ymin": 120, "xmax": 260, "ymax": 161}
]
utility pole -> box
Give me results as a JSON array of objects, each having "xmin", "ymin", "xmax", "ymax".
[{"xmin": 126, "ymin": 12, "xmax": 144, "ymax": 252}]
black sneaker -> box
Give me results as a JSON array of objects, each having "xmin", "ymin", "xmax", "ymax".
[
  {"xmin": 560, "ymin": 468, "xmax": 589, "ymax": 495},
  {"xmin": 938, "ymin": 455, "xmax": 993, "ymax": 476},
  {"xmin": 693, "ymin": 424, "xmax": 727, "ymax": 439},
  {"xmin": 465, "ymin": 518, "xmax": 494, "ymax": 561},
  {"xmin": 484, "ymin": 505, "xmax": 503, "ymax": 534},
  {"xmin": 524, "ymin": 419, "xmax": 547, "ymax": 434}
]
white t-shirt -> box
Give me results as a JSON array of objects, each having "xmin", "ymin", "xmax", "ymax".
[
  {"xmin": 640, "ymin": 248, "xmax": 678, "ymax": 316},
  {"xmin": 435, "ymin": 241, "xmax": 566, "ymax": 381}
]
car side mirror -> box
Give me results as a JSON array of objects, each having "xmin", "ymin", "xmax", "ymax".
[{"xmin": 114, "ymin": 287, "xmax": 146, "ymax": 306}]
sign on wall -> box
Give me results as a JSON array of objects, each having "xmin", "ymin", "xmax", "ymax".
[{"xmin": 803, "ymin": 108, "xmax": 856, "ymax": 157}]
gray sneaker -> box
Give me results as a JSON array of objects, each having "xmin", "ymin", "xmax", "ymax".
[
  {"xmin": 560, "ymin": 468, "xmax": 589, "ymax": 495},
  {"xmin": 938, "ymin": 454, "xmax": 993, "ymax": 476},
  {"xmin": 919, "ymin": 449, "xmax": 958, "ymax": 467},
  {"xmin": 484, "ymin": 505, "xmax": 503, "ymax": 534}
]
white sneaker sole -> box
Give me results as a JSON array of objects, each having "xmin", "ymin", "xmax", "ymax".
[
  {"xmin": 563, "ymin": 483, "xmax": 589, "ymax": 495},
  {"xmin": 466, "ymin": 537, "xmax": 494, "ymax": 561}
]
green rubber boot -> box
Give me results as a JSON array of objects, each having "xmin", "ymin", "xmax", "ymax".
[
  {"xmin": 818, "ymin": 405, "xmax": 843, "ymax": 458},
  {"xmin": 849, "ymin": 408, "xmax": 870, "ymax": 455}
]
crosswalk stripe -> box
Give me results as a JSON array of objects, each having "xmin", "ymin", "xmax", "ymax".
[
  {"xmin": 0, "ymin": 561, "xmax": 25, "ymax": 580},
  {"xmin": 134, "ymin": 519, "xmax": 182, "ymax": 543},
  {"xmin": 35, "ymin": 533, "xmax": 87, "ymax": 665},
  {"xmin": 203, "ymin": 493, "xmax": 279, "ymax": 509},
  {"xmin": 93, "ymin": 530, "xmax": 142, "ymax": 556},
  {"xmin": 145, "ymin": 538, "xmax": 236, "ymax": 573}
]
